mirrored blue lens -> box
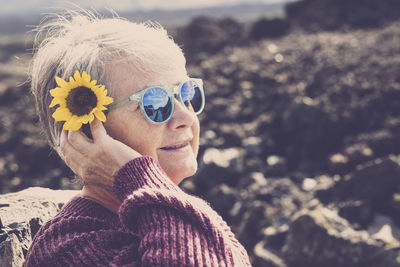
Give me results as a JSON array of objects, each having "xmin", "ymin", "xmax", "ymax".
[
  {"xmin": 142, "ymin": 87, "xmax": 172, "ymax": 123},
  {"xmin": 180, "ymin": 80, "xmax": 203, "ymax": 113}
]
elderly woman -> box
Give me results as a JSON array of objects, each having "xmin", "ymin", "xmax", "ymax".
[{"xmin": 24, "ymin": 11, "xmax": 251, "ymax": 267}]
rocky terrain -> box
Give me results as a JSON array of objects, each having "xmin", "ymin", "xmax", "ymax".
[{"xmin": 1, "ymin": 0, "xmax": 400, "ymax": 266}]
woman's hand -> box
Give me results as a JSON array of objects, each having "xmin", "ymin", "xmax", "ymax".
[{"xmin": 60, "ymin": 119, "xmax": 142, "ymax": 212}]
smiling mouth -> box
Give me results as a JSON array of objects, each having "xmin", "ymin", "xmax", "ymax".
[{"xmin": 160, "ymin": 142, "xmax": 189, "ymax": 150}]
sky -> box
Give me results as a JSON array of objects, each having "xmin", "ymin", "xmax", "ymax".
[{"xmin": 0, "ymin": 0, "xmax": 291, "ymax": 15}]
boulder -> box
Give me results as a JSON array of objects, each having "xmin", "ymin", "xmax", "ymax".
[
  {"xmin": 0, "ymin": 187, "xmax": 78, "ymax": 267},
  {"xmin": 253, "ymin": 240, "xmax": 287, "ymax": 267},
  {"xmin": 250, "ymin": 18, "xmax": 291, "ymax": 40},
  {"xmin": 174, "ymin": 16, "xmax": 245, "ymax": 62},
  {"xmin": 316, "ymin": 155, "xmax": 400, "ymax": 204},
  {"xmin": 286, "ymin": 0, "xmax": 400, "ymax": 31},
  {"xmin": 283, "ymin": 203, "xmax": 400, "ymax": 267},
  {"xmin": 192, "ymin": 147, "xmax": 245, "ymax": 190},
  {"xmin": 234, "ymin": 176, "xmax": 306, "ymax": 252}
]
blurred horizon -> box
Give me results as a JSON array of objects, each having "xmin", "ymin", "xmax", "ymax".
[
  {"xmin": 0, "ymin": 0, "xmax": 295, "ymax": 16},
  {"xmin": 0, "ymin": 0, "xmax": 296, "ymax": 35}
]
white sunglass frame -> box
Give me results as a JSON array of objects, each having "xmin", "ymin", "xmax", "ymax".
[{"xmin": 107, "ymin": 78, "xmax": 205, "ymax": 124}]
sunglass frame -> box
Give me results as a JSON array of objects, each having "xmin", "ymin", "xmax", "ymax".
[{"xmin": 107, "ymin": 78, "xmax": 205, "ymax": 124}]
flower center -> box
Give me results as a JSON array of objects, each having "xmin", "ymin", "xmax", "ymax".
[{"xmin": 66, "ymin": 86, "xmax": 98, "ymax": 116}]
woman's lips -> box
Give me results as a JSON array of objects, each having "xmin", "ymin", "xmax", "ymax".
[{"xmin": 160, "ymin": 140, "xmax": 190, "ymax": 151}]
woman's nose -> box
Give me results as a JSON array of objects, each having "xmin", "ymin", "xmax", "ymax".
[{"xmin": 167, "ymin": 98, "xmax": 195, "ymax": 130}]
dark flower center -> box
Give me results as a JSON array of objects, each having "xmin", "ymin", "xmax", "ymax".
[{"xmin": 66, "ymin": 87, "xmax": 98, "ymax": 116}]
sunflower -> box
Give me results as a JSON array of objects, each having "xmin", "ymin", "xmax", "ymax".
[{"xmin": 49, "ymin": 70, "xmax": 114, "ymax": 131}]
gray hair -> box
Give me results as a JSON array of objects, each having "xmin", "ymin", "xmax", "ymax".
[{"xmin": 30, "ymin": 10, "xmax": 186, "ymax": 156}]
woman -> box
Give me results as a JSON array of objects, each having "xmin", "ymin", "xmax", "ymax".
[{"xmin": 24, "ymin": 11, "xmax": 251, "ymax": 267}]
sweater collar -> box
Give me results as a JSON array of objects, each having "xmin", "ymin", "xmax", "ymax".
[{"xmin": 58, "ymin": 195, "xmax": 119, "ymax": 222}]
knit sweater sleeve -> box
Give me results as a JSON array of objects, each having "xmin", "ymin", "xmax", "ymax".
[{"xmin": 113, "ymin": 156, "xmax": 252, "ymax": 267}]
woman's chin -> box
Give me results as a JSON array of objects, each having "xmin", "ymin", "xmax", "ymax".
[{"xmin": 160, "ymin": 157, "xmax": 198, "ymax": 185}]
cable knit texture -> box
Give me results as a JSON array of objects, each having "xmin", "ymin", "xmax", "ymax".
[{"xmin": 24, "ymin": 156, "xmax": 252, "ymax": 266}]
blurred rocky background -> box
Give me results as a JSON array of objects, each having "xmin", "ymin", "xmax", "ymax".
[{"xmin": 1, "ymin": 0, "xmax": 400, "ymax": 266}]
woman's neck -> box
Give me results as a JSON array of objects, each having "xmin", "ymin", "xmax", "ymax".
[{"xmin": 81, "ymin": 185, "xmax": 121, "ymax": 214}]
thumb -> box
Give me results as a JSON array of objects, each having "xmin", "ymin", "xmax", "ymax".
[{"xmin": 90, "ymin": 118, "xmax": 107, "ymax": 141}]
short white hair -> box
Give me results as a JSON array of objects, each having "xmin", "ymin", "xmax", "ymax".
[{"xmin": 30, "ymin": 10, "xmax": 186, "ymax": 154}]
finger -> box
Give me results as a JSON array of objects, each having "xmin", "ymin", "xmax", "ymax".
[
  {"xmin": 67, "ymin": 129, "xmax": 93, "ymax": 153},
  {"xmin": 60, "ymin": 131, "xmax": 86, "ymax": 173},
  {"xmin": 90, "ymin": 118, "xmax": 107, "ymax": 142},
  {"xmin": 59, "ymin": 130, "xmax": 69, "ymax": 160}
]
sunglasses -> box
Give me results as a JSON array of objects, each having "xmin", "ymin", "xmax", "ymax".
[{"xmin": 107, "ymin": 78, "xmax": 205, "ymax": 124}]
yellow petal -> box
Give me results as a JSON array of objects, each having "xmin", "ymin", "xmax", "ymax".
[
  {"xmin": 96, "ymin": 92, "xmax": 113, "ymax": 105},
  {"xmin": 68, "ymin": 77, "xmax": 78, "ymax": 89},
  {"xmin": 94, "ymin": 109, "xmax": 107, "ymax": 122},
  {"xmin": 94, "ymin": 90, "xmax": 103, "ymax": 101},
  {"xmin": 74, "ymin": 71, "xmax": 81, "ymax": 80},
  {"xmin": 63, "ymin": 116, "xmax": 82, "ymax": 131},
  {"xmin": 55, "ymin": 76, "xmax": 68, "ymax": 88},
  {"xmin": 74, "ymin": 71, "xmax": 83, "ymax": 86},
  {"xmin": 50, "ymin": 87, "xmax": 67, "ymax": 97},
  {"xmin": 52, "ymin": 107, "xmax": 71, "ymax": 121},
  {"xmin": 88, "ymin": 113, "xmax": 95, "ymax": 123},
  {"xmin": 58, "ymin": 101, "xmax": 67, "ymax": 108},
  {"xmin": 49, "ymin": 97, "xmax": 65, "ymax": 108},
  {"xmin": 78, "ymin": 114, "xmax": 91, "ymax": 124},
  {"xmin": 92, "ymin": 85, "xmax": 101, "ymax": 94},
  {"xmin": 103, "ymin": 96, "xmax": 114, "ymax": 105},
  {"xmin": 90, "ymin": 80, "xmax": 97, "ymax": 87},
  {"xmin": 82, "ymin": 71, "xmax": 91, "ymax": 84},
  {"xmin": 91, "ymin": 86, "xmax": 99, "ymax": 96}
]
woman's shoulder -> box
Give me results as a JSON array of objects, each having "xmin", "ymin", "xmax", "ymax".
[
  {"xmin": 35, "ymin": 195, "xmax": 121, "ymax": 238},
  {"xmin": 24, "ymin": 196, "xmax": 139, "ymax": 266}
]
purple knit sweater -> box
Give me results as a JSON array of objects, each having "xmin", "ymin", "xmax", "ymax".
[{"xmin": 24, "ymin": 156, "xmax": 251, "ymax": 266}]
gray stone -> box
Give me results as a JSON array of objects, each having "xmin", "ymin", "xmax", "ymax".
[
  {"xmin": 316, "ymin": 156, "xmax": 400, "ymax": 204},
  {"xmin": 283, "ymin": 203, "xmax": 400, "ymax": 267},
  {"xmin": 253, "ymin": 240, "xmax": 287, "ymax": 267},
  {"xmin": 0, "ymin": 187, "xmax": 78, "ymax": 267},
  {"xmin": 192, "ymin": 147, "xmax": 245, "ymax": 190},
  {"xmin": 207, "ymin": 183, "xmax": 238, "ymax": 220}
]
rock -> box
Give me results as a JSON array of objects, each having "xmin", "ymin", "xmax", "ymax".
[
  {"xmin": 242, "ymin": 136, "xmax": 263, "ymax": 155},
  {"xmin": 286, "ymin": 0, "xmax": 400, "ymax": 31},
  {"xmin": 234, "ymin": 177, "xmax": 306, "ymax": 252},
  {"xmin": 302, "ymin": 175, "xmax": 338, "ymax": 194},
  {"xmin": 250, "ymin": 18, "xmax": 291, "ymax": 40},
  {"xmin": 283, "ymin": 203, "xmax": 400, "ymax": 267},
  {"xmin": 353, "ymin": 129, "xmax": 400, "ymax": 160},
  {"xmin": 0, "ymin": 187, "xmax": 78, "ymax": 266},
  {"xmin": 368, "ymin": 214, "xmax": 400, "ymax": 244},
  {"xmin": 265, "ymin": 155, "xmax": 287, "ymax": 177},
  {"xmin": 253, "ymin": 240, "xmax": 287, "ymax": 267},
  {"xmin": 279, "ymin": 97, "xmax": 343, "ymax": 172},
  {"xmin": 316, "ymin": 156, "xmax": 400, "ymax": 204},
  {"xmin": 207, "ymin": 183, "xmax": 238, "ymax": 220},
  {"xmin": 338, "ymin": 200, "xmax": 374, "ymax": 229},
  {"xmin": 235, "ymin": 200, "xmax": 271, "ymax": 249},
  {"xmin": 260, "ymin": 224, "xmax": 289, "ymax": 254},
  {"xmin": 0, "ymin": 234, "xmax": 25, "ymax": 267},
  {"xmin": 193, "ymin": 147, "xmax": 245, "ymax": 190},
  {"xmin": 386, "ymin": 193, "xmax": 400, "ymax": 225},
  {"xmin": 328, "ymin": 153, "xmax": 349, "ymax": 174},
  {"xmin": 343, "ymin": 142, "xmax": 374, "ymax": 167},
  {"xmin": 175, "ymin": 16, "xmax": 244, "ymax": 62}
]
